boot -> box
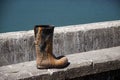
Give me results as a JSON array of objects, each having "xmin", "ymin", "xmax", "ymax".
[{"xmin": 34, "ymin": 25, "xmax": 68, "ymax": 69}]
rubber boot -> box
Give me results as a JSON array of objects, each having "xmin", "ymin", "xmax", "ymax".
[{"xmin": 34, "ymin": 25, "xmax": 68, "ymax": 69}]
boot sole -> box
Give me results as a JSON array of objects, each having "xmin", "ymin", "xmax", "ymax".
[
  {"xmin": 37, "ymin": 62, "xmax": 70, "ymax": 69},
  {"xmin": 37, "ymin": 65, "xmax": 49, "ymax": 69}
]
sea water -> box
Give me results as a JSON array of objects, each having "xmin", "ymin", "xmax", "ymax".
[{"xmin": 0, "ymin": 0, "xmax": 120, "ymax": 32}]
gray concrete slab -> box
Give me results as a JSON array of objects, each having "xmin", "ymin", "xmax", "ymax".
[{"xmin": 0, "ymin": 46, "xmax": 120, "ymax": 80}]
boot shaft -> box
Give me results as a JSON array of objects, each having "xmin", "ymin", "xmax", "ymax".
[{"xmin": 34, "ymin": 25, "xmax": 54, "ymax": 54}]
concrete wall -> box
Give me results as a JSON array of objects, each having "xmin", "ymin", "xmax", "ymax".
[{"xmin": 0, "ymin": 20, "xmax": 120, "ymax": 66}]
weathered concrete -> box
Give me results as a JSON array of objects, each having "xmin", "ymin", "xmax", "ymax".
[
  {"xmin": 0, "ymin": 46, "xmax": 120, "ymax": 80},
  {"xmin": 70, "ymin": 69, "xmax": 120, "ymax": 80},
  {"xmin": 0, "ymin": 20, "xmax": 120, "ymax": 66}
]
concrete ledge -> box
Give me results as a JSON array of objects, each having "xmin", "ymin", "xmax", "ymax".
[
  {"xmin": 0, "ymin": 46, "xmax": 120, "ymax": 80},
  {"xmin": 0, "ymin": 20, "xmax": 120, "ymax": 66}
]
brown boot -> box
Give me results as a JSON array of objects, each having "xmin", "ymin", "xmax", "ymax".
[{"xmin": 34, "ymin": 25, "xmax": 68, "ymax": 69}]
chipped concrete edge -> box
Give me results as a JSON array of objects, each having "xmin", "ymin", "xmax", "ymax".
[{"xmin": 54, "ymin": 20, "xmax": 120, "ymax": 33}]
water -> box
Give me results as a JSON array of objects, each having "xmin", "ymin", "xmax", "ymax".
[{"xmin": 0, "ymin": 0, "xmax": 120, "ymax": 33}]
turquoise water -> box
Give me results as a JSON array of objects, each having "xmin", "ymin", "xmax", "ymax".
[{"xmin": 0, "ymin": 0, "xmax": 120, "ymax": 33}]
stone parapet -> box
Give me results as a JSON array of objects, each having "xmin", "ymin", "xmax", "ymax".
[{"xmin": 0, "ymin": 20, "xmax": 120, "ymax": 66}]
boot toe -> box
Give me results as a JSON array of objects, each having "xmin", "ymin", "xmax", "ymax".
[
  {"xmin": 62, "ymin": 57, "xmax": 68, "ymax": 65},
  {"xmin": 56, "ymin": 56, "xmax": 68, "ymax": 68}
]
